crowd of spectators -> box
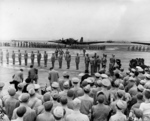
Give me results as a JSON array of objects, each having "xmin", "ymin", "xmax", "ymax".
[{"xmin": 0, "ymin": 60, "xmax": 150, "ymax": 121}]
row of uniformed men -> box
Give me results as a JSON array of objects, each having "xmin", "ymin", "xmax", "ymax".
[{"xmin": 0, "ymin": 50, "xmax": 81, "ymax": 70}]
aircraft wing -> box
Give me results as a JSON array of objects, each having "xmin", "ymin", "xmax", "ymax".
[
  {"xmin": 78, "ymin": 41, "xmax": 106, "ymax": 45},
  {"xmin": 131, "ymin": 42, "xmax": 150, "ymax": 45},
  {"xmin": 48, "ymin": 40, "xmax": 62, "ymax": 44}
]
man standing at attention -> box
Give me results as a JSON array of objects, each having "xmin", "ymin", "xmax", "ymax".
[
  {"xmin": 12, "ymin": 50, "xmax": 16, "ymax": 65},
  {"xmin": 37, "ymin": 50, "xmax": 41, "ymax": 67},
  {"xmin": 24, "ymin": 50, "xmax": 28, "ymax": 66},
  {"xmin": 48, "ymin": 67, "xmax": 59, "ymax": 86},
  {"xmin": 51, "ymin": 53, "xmax": 56, "ymax": 68},
  {"xmin": 58, "ymin": 53, "xmax": 63, "ymax": 69},
  {"xmin": 65, "ymin": 52, "xmax": 71, "ymax": 69},
  {"xmin": 6, "ymin": 50, "xmax": 9, "ymax": 64},
  {"xmin": 18, "ymin": 50, "xmax": 22, "ymax": 65},
  {"xmin": 44, "ymin": 51, "xmax": 48, "ymax": 67},
  {"xmin": 75, "ymin": 53, "xmax": 80, "ymax": 70},
  {"xmin": 85, "ymin": 54, "xmax": 90, "ymax": 71},
  {"xmin": 31, "ymin": 51, "xmax": 35, "ymax": 66}
]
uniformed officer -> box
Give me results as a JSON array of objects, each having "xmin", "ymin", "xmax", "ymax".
[
  {"xmin": 58, "ymin": 53, "xmax": 63, "ymax": 69},
  {"xmin": 55, "ymin": 48, "xmax": 58, "ymax": 59},
  {"xmin": 109, "ymin": 54, "xmax": 116, "ymax": 75},
  {"xmin": 83, "ymin": 48, "xmax": 86, "ymax": 57},
  {"xmin": 90, "ymin": 56, "xmax": 95, "ymax": 76},
  {"xmin": 24, "ymin": 50, "xmax": 28, "ymax": 66},
  {"xmin": 94, "ymin": 53, "xmax": 98, "ymax": 73},
  {"xmin": 65, "ymin": 49, "xmax": 69, "ymax": 58},
  {"xmin": 12, "ymin": 51, "xmax": 15, "ymax": 65},
  {"xmin": 101, "ymin": 54, "xmax": 107, "ymax": 70},
  {"xmin": 18, "ymin": 50, "xmax": 22, "ymax": 65},
  {"xmin": 31, "ymin": 51, "xmax": 35, "ymax": 65},
  {"xmin": 75, "ymin": 53, "xmax": 80, "ymax": 70},
  {"xmin": 51, "ymin": 53, "xmax": 56, "ymax": 68},
  {"xmin": 85, "ymin": 54, "xmax": 90, "ymax": 71},
  {"xmin": 37, "ymin": 50, "xmax": 41, "ymax": 67},
  {"xmin": 44, "ymin": 51, "xmax": 48, "ymax": 67},
  {"xmin": 96, "ymin": 56, "xmax": 101, "ymax": 72},
  {"xmin": 0, "ymin": 49, "xmax": 3, "ymax": 64},
  {"xmin": 65, "ymin": 53, "xmax": 71, "ymax": 69},
  {"xmin": 6, "ymin": 50, "xmax": 9, "ymax": 64}
]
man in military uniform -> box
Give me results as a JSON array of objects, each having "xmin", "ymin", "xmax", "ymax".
[
  {"xmin": 24, "ymin": 50, "xmax": 28, "ymax": 66},
  {"xmin": 37, "ymin": 50, "xmax": 41, "ymax": 67},
  {"xmin": 58, "ymin": 53, "xmax": 63, "ymax": 69},
  {"xmin": 12, "ymin": 51, "xmax": 15, "ymax": 65},
  {"xmin": 55, "ymin": 48, "xmax": 58, "ymax": 59},
  {"xmin": 85, "ymin": 54, "xmax": 90, "ymax": 71},
  {"xmin": 83, "ymin": 48, "xmax": 86, "ymax": 57},
  {"xmin": 109, "ymin": 54, "xmax": 116, "ymax": 76},
  {"xmin": 90, "ymin": 56, "xmax": 95, "ymax": 76},
  {"xmin": 6, "ymin": 50, "xmax": 9, "ymax": 64},
  {"xmin": 31, "ymin": 51, "xmax": 35, "ymax": 66},
  {"xmin": 75, "ymin": 53, "xmax": 80, "ymax": 70},
  {"xmin": 101, "ymin": 54, "xmax": 107, "ymax": 71},
  {"xmin": 0, "ymin": 49, "xmax": 3, "ymax": 64},
  {"xmin": 65, "ymin": 52, "xmax": 71, "ymax": 69},
  {"xmin": 96, "ymin": 56, "xmax": 101, "ymax": 72},
  {"xmin": 51, "ymin": 53, "xmax": 56, "ymax": 68},
  {"xmin": 94, "ymin": 53, "xmax": 98, "ymax": 73},
  {"xmin": 44, "ymin": 51, "xmax": 48, "ymax": 67},
  {"xmin": 18, "ymin": 50, "xmax": 22, "ymax": 65}
]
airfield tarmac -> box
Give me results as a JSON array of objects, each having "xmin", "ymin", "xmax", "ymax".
[{"xmin": 0, "ymin": 45, "xmax": 150, "ymax": 94}]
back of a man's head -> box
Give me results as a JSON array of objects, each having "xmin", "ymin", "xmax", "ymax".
[
  {"xmin": 44, "ymin": 101, "xmax": 53, "ymax": 112},
  {"xmin": 136, "ymin": 93, "xmax": 143, "ymax": 101},
  {"xmin": 17, "ymin": 106, "xmax": 26, "ymax": 118},
  {"xmin": 60, "ymin": 96, "xmax": 68, "ymax": 105},
  {"xmin": 85, "ymin": 70, "xmax": 89, "ymax": 74},
  {"xmin": 73, "ymin": 98, "xmax": 81, "ymax": 110},
  {"xmin": 67, "ymin": 90, "xmax": 74, "ymax": 98},
  {"xmin": 97, "ymin": 94, "xmax": 105, "ymax": 104},
  {"xmin": 43, "ymin": 93, "xmax": 51, "ymax": 102}
]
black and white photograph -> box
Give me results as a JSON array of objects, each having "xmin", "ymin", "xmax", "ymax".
[{"xmin": 0, "ymin": 0, "xmax": 150, "ymax": 121}]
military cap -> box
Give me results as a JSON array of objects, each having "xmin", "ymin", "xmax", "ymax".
[
  {"xmin": 78, "ymin": 73, "xmax": 85, "ymax": 77},
  {"xmin": 95, "ymin": 73, "xmax": 101, "ymax": 77},
  {"xmin": 28, "ymin": 88, "xmax": 35, "ymax": 95},
  {"xmin": 53, "ymin": 106, "xmax": 64, "ymax": 118},
  {"xmin": 19, "ymin": 93, "xmax": 30, "ymax": 102},
  {"xmin": 72, "ymin": 77, "xmax": 80, "ymax": 83},
  {"xmin": 34, "ymin": 84, "xmax": 40, "ymax": 89},
  {"xmin": 52, "ymin": 82, "xmax": 59, "ymax": 88},
  {"xmin": 63, "ymin": 71, "xmax": 69, "ymax": 77},
  {"xmin": 116, "ymin": 100, "xmax": 127, "ymax": 110},
  {"xmin": 101, "ymin": 79, "xmax": 111, "ymax": 87},
  {"xmin": 63, "ymin": 81, "xmax": 70, "ymax": 88},
  {"xmin": 101, "ymin": 74, "xmax": 108, "ymax": 79}
]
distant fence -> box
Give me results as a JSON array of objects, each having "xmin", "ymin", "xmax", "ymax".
[{"xmin": 0, "ymin": 42, "xmax": 106, "ymax": 50}]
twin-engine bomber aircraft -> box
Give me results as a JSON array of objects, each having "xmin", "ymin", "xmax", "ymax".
[{"xmin": 48, "ymin": 37, "xmax": 106, "ymax": 46}]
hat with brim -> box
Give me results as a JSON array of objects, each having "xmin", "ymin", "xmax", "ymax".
[
  {"xmin": 101, "ymin": 74, "xmax": 108, "ymax": 79},
  {"xmin": 19, "ymin": 93, "xmax": 30, "ymax": 102},
  {"xmin": 116, "ymin": 100, "xmax": 127, "ymax": 110},
  {"xmin": 101, "ymin": 79, "xmax": 111, "ymax": 87},
  {"xmin": 34, "ymin": 84, "xmax": 40, "ymax": 90},
  {"xmin": 53, "ymin": 106, "xmax": 64, "ymax": 119},
  {"xmin": 95, "ymin": 73, "xmax": 101, "ymax": 78},
  {"xmin": 52, "ymin": 82, "xmax": 59, "ymax": 88},
  {"xmin": 78, "ymin": 73, "xmax": 85, "ymax": 77},
  {"xmin": 8, "ymin": 87, "xmax": 16, "ymax": 96},
  {"xmin": 63, "ymin": 71, "xmax": 69, "ymax": 77},
  {"xmin": 72, "ymin": 77, "xmax": 80, "ymax": 83}
]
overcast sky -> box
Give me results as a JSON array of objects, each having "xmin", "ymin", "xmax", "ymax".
[{"xmin": 0, "ymin": 0, "xmax": 150, "ymax": 42}]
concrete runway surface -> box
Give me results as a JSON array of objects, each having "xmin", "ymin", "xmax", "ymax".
[{"xmin": 0, "ymin": 46, "xmax": 150, "ymax": 95}]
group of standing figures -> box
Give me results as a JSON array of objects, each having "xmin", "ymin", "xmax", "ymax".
[{"xmin": 0, "ymin": 48, "xmax": 119, "ymax": 75}]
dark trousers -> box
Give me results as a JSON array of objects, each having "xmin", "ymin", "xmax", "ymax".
[
  {"xmin": 44, "ymin": 59, "xmax": 47, "ymax": 67},
  {"xmin": 10, "ymin": 80, "xmax": 20, "ymax": 91},
  {"xmin": 37, "ymin": 60, "xmax": 41, "ymax": 66},
  {"xmin": 7, "ymin": 58, "xmax": 9, "ymax": 64},
  {"xmin": 13, "ymin": 59, "xmax": 15, "ymax": 65},
  {"xmin": 76, "ymin": 63, "xmax": 79, "ymax": 70},
  {"xmin": 52, "ymin": 62, "xmax": 55, "ymax": 68},
  {"xmin": 31, "ymin": 59, "xmax": 34, "ymax": 65},
  {"xmin": 25, "ymin": 59, "xmax": 27, "ymax": 66},
  {"xmin": 19, "ymin": 58, "xmax": 21, "ymax": 65},
  {"xmin": 67, "ymin": 61, "xmax": 70, "ymax": 69},
  {"xmin": 59, "ymin": 61, "xmax": 62, "ymax": 68}
]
